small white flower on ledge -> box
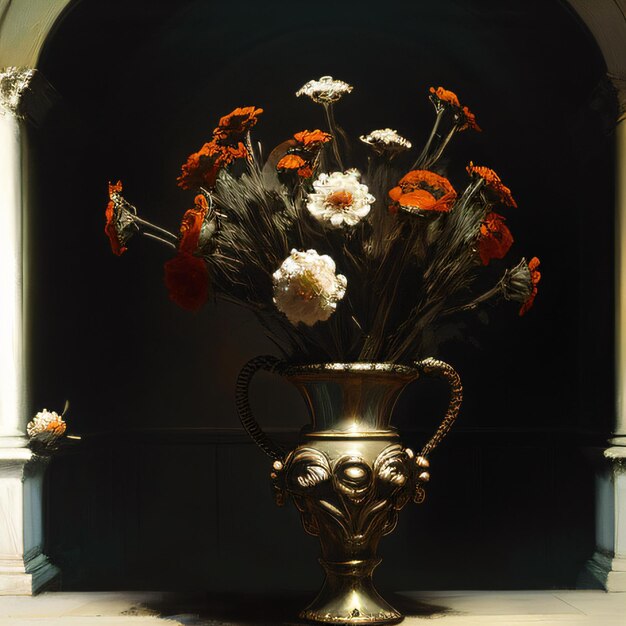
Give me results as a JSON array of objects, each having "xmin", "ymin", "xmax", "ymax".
[
  {"xmin": 296, "ymin": 75, "xmax": 353, "ymax": 104},
  {"xmin": 307, "ymin": 171, "xmax": 375, "ymax": 228},
  {"xmin": 273, "ymin": 249, "xmax": 347, "ymax": 326},
  {"xmin": 26, "ymin": 408, "xmax": 67, "ymax": 445},
  {"xmin": 360, "ymin": 128, "xmax": 412, "ymax": 155}
]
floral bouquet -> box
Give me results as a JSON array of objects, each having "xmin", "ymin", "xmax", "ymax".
[{"xmin": 104, "ymin": 75, "xmax": 540, "ymax": 364}]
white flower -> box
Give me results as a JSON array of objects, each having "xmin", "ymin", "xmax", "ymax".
[
  {"xmin": 306, "ymin": 171, "xmax": 375, "ymax": 228},
  {"xmin": 296, "ymin": 75, "xmax": 353, "ymax": 104},
  {"xmin": 26, "ymin": 409, "xmax": 67, "ymax": 444},
  {"xmin": 273, "ymin": 249, "xmax": 347, "ymax": 326},
  {"xmin": 360, "ymin": 128, "xmax": 412, "ymax": 154}
]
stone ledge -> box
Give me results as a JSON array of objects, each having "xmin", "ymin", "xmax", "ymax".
[{"xmin": 0, "ymin": 591, "xmax": 625, "ymax": 625}]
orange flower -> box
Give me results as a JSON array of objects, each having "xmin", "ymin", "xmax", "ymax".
[
  {"xmin": 398, "ymin": 170, "xmax": 456, "ymax": 195},
  {"xmin": 164, "ymin": 253, "xmax": 210, "ymax": 312},
  {"xmin": 460, "ymin": 106, "xmax": 481, "ymax": 132},
  {"xmin": 277, "ymin": 154, "xmax": 306, "ymax": 169},
  {"xmin": 429, "ymin": 87, "xmax": 481, "ymax": 133},
  {"xmin": 389, "ymin": 169, "xmax": 457, "ymax": 214},
  {"xmin": 467, "ymin": 162, "xmax": 517, "ymax": 208},
  {"xmin": 213, "ymin": 106, "xmax": 263, "ymax": 140},
  {"xmin": 108, "ymin": 180, "xmax": 123, "ymax": 195},
  {"xmin": 105, "ymin": 180, "xmax": 128, "ymax": 256},
  {"xmin": 519, "ymin": 257, "xmax": 541, "ymax": 316},
  {"xmin": 179, "ymin": 195, "xmax": 209, "ymax": 255},
  {"xmin": 429, "ymin": 86, "xmax": 460, "ymax": 108},
  {"xmin": 399, "ymin": 189, "xmax": 439, "ymax": 210},
  {"xmin": 277, "ymin": 154, "xmax": 313, "ymax": 178},
  {"xmin": 478, "ymin": 212, "xmax": 514, "ymax": 265},
  {"xmin": 177, "ymin": 140, "xmax": 248, "ymax": 190},
  {"xmin": 293, "ymin": 129, "xmax": 332, "ymax": 149}
]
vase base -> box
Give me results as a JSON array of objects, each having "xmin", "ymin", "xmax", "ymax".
[
  {"xmin": 300, "ymin": 608, "xmax": 402, "ymax": 625},
  {"xmin": 299, "ymin": 559, "xmax": 403, "ymax": 625}
]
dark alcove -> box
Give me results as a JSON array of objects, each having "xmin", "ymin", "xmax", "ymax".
[{"xmin": 35, "ymin": 0, "xmax": 613, "ymax": 591}]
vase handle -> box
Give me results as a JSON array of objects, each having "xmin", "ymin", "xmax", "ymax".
[
  {"xmin": 236, "ymin": 355, "xmax": 285, "ymax": 461},
  {"xmin": 413, "ymin": 357, "xmax": 463, "ymax": 458}
]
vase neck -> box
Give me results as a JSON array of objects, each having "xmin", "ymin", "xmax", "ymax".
[{"xmin": 284, "ymin": 365, "xmax": 416, "ymax": 437}]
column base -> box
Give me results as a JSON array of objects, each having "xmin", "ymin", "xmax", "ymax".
[
  {"xmin": 582, "ymin": 446, "xmax": 626, "ymax": 592},
  {"xmin": 0, "ymin": 553, "xmax": 60, "ymax": 595},
  {"xmin": 0, "ymin": 448, "xmax": 60, "ymax": 595},
  {"xmin": 583, "ymin": 552, "xmax": 626, "ymax": 592}
]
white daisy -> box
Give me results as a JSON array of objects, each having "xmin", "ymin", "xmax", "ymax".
[
  {"xmin": 296, "ymin": 75, "xmax": 353, "ymax": 104},
  {"xmin": 273, "ymin": 249, "xmax": 347, "ymax": 326},
  {"xmin": 306, "ymin": 171, "xmax": 375, "ymax": 228},
  {"xmin": 360, "ymin": 128, "xmax": 412, "ymax": 154},
  {"xmin": 26, "ymin": 409, "xmax": 67, "ymax": 445}
]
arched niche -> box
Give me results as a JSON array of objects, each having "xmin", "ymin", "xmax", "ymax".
[{"xmin": 2, "ymin": 0, "xmax": 624, "ymax": 595}]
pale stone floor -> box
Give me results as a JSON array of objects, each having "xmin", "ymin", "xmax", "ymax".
[{"xmin": 0, "ymin": 591, "xmax": 625, "ymax": 625}]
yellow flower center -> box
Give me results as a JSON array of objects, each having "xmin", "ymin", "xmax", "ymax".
[
  {"xmin": 326, "ymin": 190, "xmax": 353, "ymax": 210},
  {"xmin": 295, "ymin": 270, "xmax": 321, "ymax": 300}
]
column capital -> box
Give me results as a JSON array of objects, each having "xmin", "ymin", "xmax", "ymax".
[
  {"xmin": 0, "ymin": 67, "xmax": 36, "ymax": 118},
  {"xmin": 0, "ymin": 67, "xmax": 56, "ymax": 125}
]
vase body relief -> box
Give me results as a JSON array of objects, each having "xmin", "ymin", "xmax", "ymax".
[{"xmin": 236, "ymin": 357, "xmax": 462, "ymax": 625}]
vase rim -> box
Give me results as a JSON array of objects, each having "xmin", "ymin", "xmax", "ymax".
[{"xmin": 282, "ymin": 361, "xmax": 418, "ymax": 379}]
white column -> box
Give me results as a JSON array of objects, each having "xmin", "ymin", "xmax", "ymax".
[
  {"xmin": 0, "ymin": 68, "xmax": 30, "ymax": 447},
  {"xmin": 584, "ymin": 81, "xmax": 626, "ymax": 592},
  {"xmin": 0, "ymin": 67, "xmax": 59, "ymax": 595},
  {"xmin": 615, "ymin": 106, "xmax": 626, "ymax": 446}
]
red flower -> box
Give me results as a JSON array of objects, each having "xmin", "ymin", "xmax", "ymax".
[
  {"xmin": 164, "ymin": 254, "xmax": 209, "ymax": 312},
  {"xmin": 519, "ymin": 257, "xmax": 541, "ymax": 316},
  {"xmin": 467, "ymin": 162, "xmax": 517, "ymax": 208},
  {"xmin": 105, "ymin": 180, "xmax": 127, "ymax": 256},
  {"xmin": 213, "ymin": 106, "xmax": 263, "ymax": 141},
  {"xmin": 388, "ymin": 169, "xmax": 457, "ymax": 214},
  {"xmin": 478, "ymin": 212, "xmax": 514, "ymax": 265},
  {"xmin": 177, "ymin": 140, "xmax": 248, "ymax": 190},
  {"xmin": 179, "ymin": 195, "xmax": 209, "ymax": 254}
]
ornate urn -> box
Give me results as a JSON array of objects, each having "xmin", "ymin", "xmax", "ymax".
[{"xmin": 236, "ymin": 356, "xmax": 462, "ymax": 625}]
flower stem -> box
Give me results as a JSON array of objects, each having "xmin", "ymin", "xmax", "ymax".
[
  {"xmin": 442, "ymin": 284, "xmax": 501, "ymax": 316},
  {"xmin": 132, "ymin": 215, "xmax": 178, "ymax": 241},
  {"xmin": 453, "ymin": 178, "xmax": 485, "ymax": 216},
  {"xmin": 411, "ymin": 110, "xmax": 443, "ymax": 170},
  {"xmin": 245, "ymin": 130, "xmax": 255, "ymax": 164},
  {"xmin": 424, "ymin": 124, "xmax": 458, "ymax": 169},
  {"xmin": 324, "ymin": 103, "xmax": 345, "ymax": 170},
  {"xmin": 142, "ymin": 232, "xmax": 178, "ymax": 250}
]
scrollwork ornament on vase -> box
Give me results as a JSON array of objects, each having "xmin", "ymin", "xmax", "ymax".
[{"xmin": 102, "ymin": 76, "xmax": 539, "ymax": 624}]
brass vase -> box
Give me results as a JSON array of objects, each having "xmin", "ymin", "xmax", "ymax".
[{"xmin": 236, "ymin": 357, "xmax": 462, "ymax": 625}]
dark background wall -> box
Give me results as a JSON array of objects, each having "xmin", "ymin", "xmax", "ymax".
[{"xmin": 32, "ymin": 0, "xmax": 614, "ymax": 591}]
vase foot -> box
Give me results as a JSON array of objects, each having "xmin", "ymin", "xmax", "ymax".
[{"xmin": 300, "ymin": 559, "xmax": 402, "ymax": 625}]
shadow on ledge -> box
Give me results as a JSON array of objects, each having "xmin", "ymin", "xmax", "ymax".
[{"xmin": 141, "ymin": 592, "xmax": 454, "ymax": 624}]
